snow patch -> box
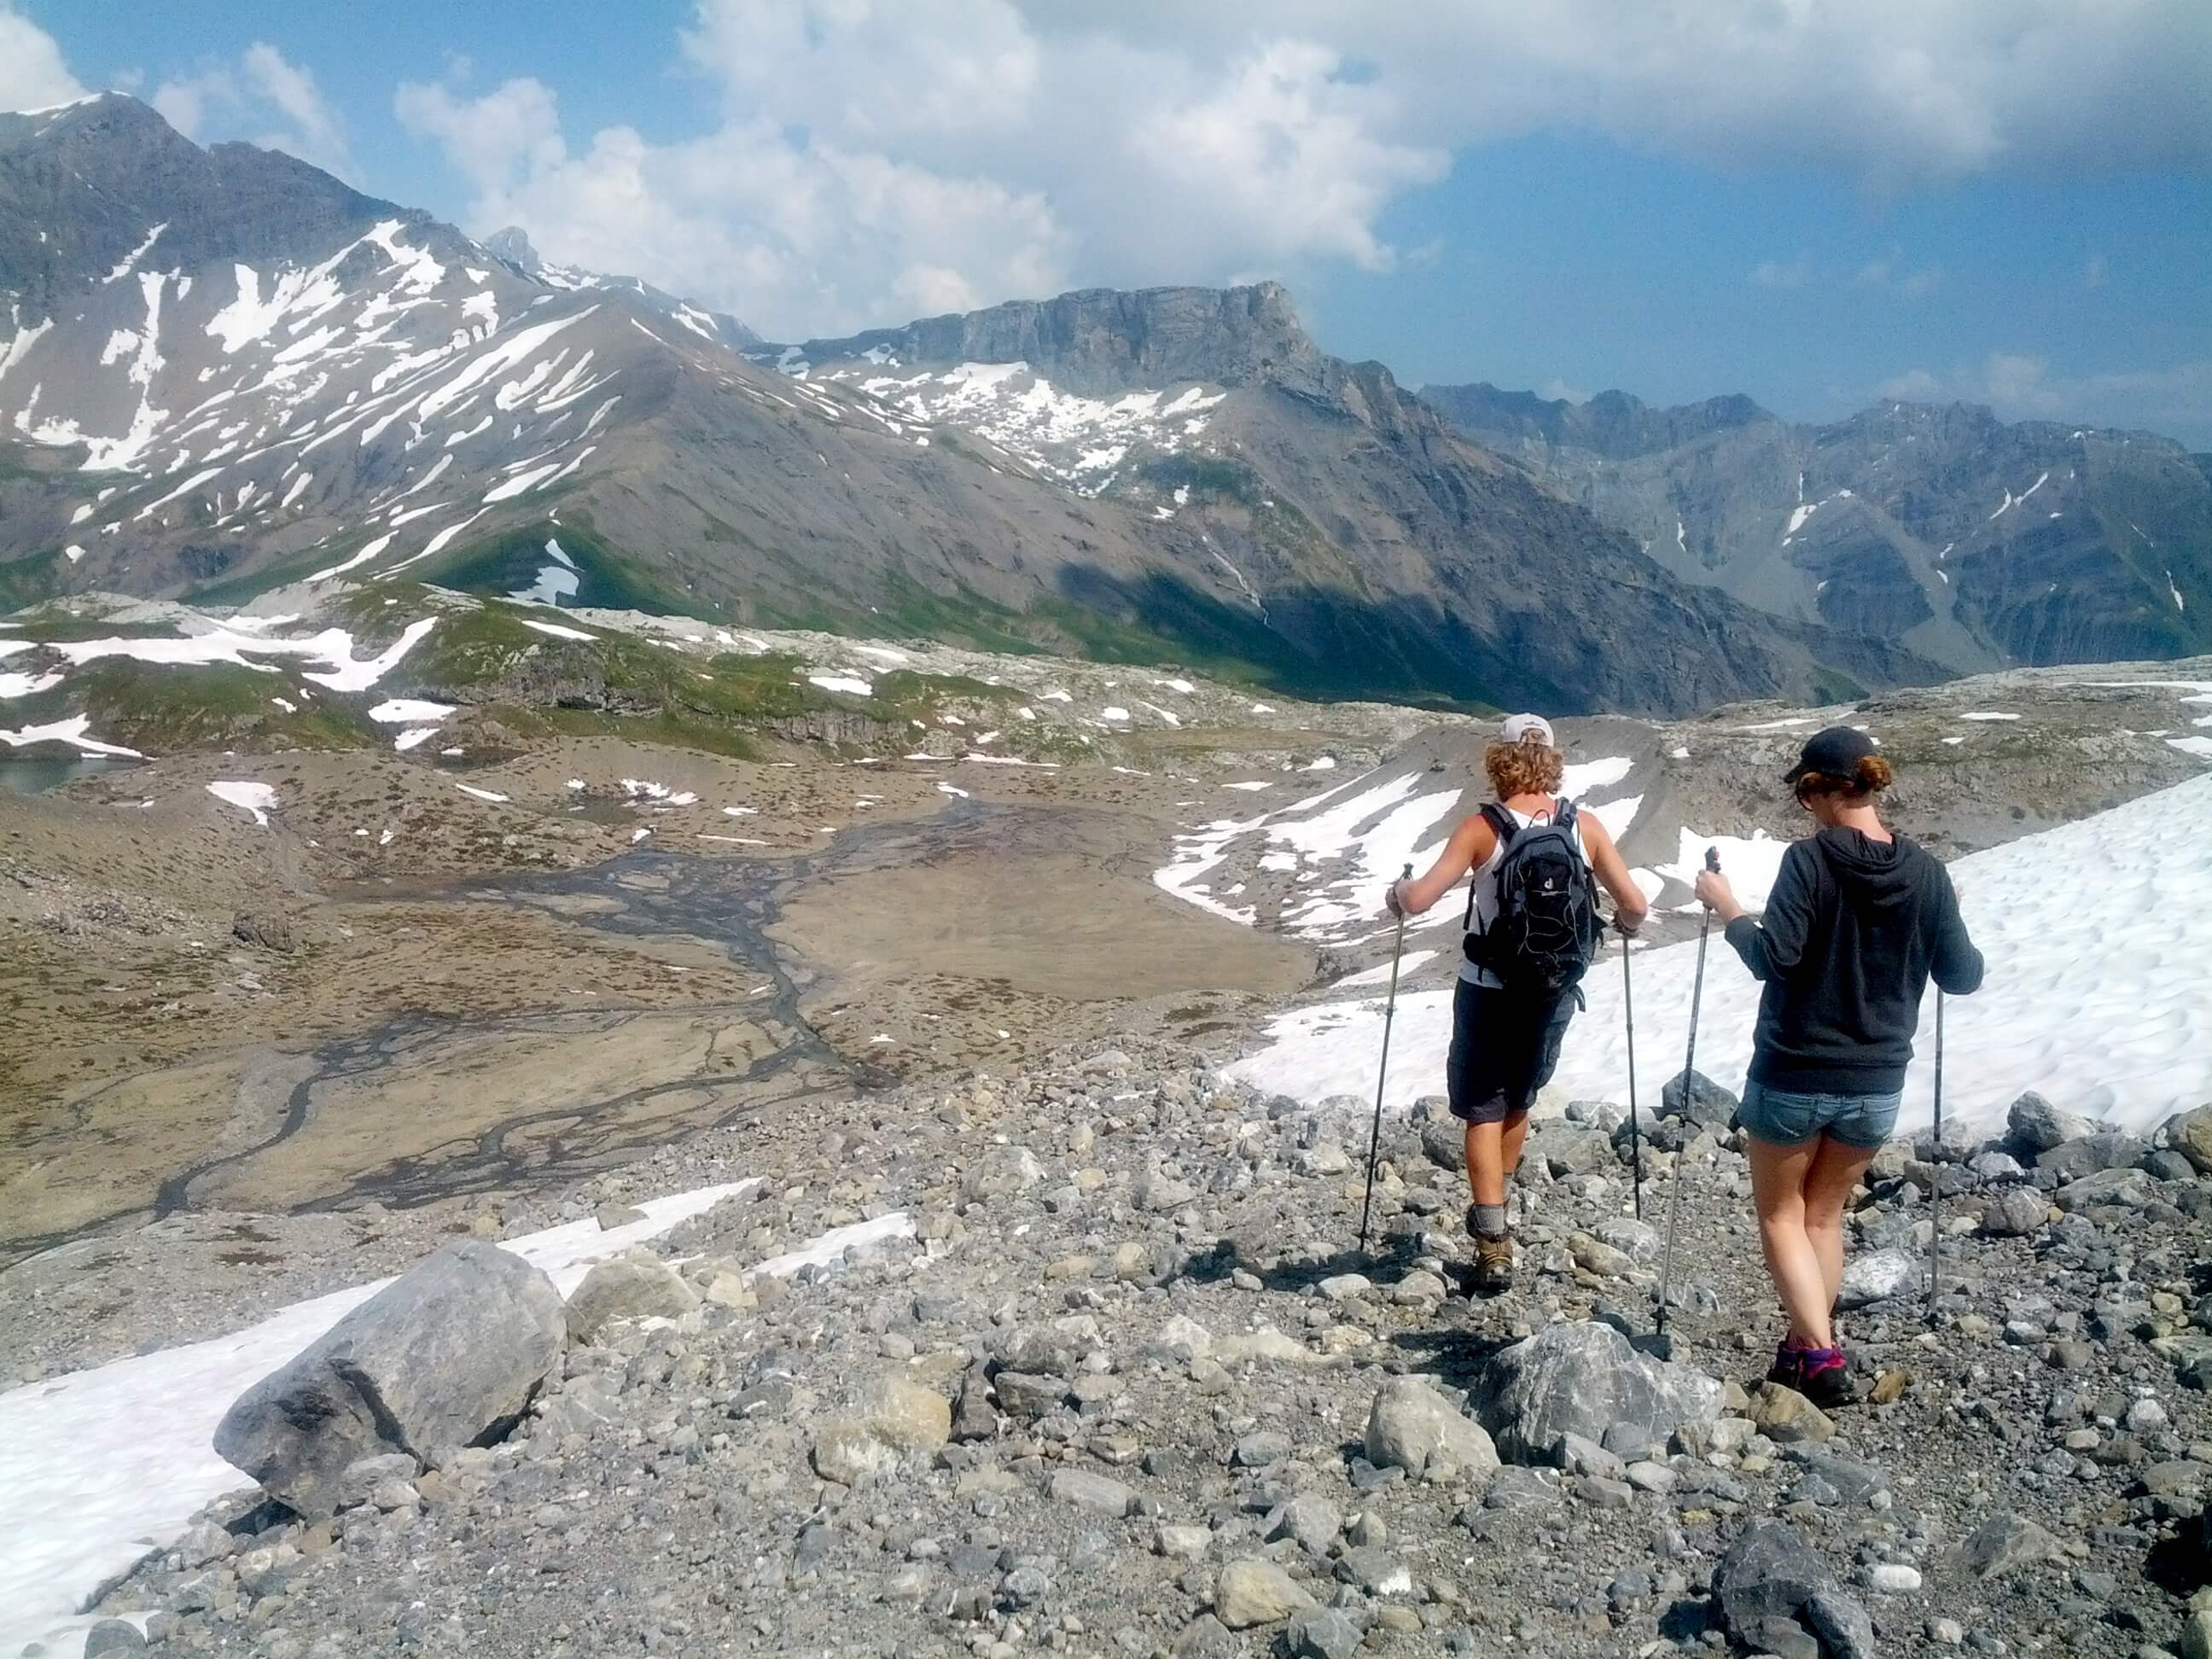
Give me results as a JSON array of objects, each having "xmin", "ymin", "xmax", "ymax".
[{"xmin": 204, "ymin": 781, "xmax": 275, "ymax": 826}]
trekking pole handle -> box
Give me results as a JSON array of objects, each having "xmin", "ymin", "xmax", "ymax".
[{"xmin": 1704, "ymin": 847, "xmax": 1721, "ymax": 874}]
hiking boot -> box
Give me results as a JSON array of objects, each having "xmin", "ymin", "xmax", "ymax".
[
  {"xmin": 1471, "ymin": 1233, "xmax": 1515, "ymax": 1295},
  {"xmin": 1770, "ymin": 1339, "xmax": 1860, "ymax": 1407},
  {"xmin": 1792, "ymin": 1345, "xmax": 1861, "ymax": 1408}
]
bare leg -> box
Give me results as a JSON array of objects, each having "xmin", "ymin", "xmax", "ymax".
[
  {"xmin": 1748, "ymin": 1134, "xmax": 1832, "ymax": 1348},
  {"xmin": 1802, "ymin": 1137, "xmax": 1880, "ymax": 1316},
  {"xmin": 1464, "ymin": 1121, "xmax": 1503, "ymax": 1208},
  {"xmin": 1501, "ymin": 1109, "xmax": 1531, "ymax": 1190},
  {"xmin": 1464, "ymin": 1109, "xmax": 1532, "ymax": 1208}
]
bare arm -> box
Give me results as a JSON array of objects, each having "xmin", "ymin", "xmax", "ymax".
[
  {"xmin": 1388, "ymin": 814, "xmax": 1496, "ymax": 917},
  {"xmin": 1578, "ymin": 813, "xmax": 1650, "ymax": 934}
]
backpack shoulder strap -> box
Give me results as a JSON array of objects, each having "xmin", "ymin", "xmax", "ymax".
[
  {"xmin": 1479, "ymin": 801, "xmax": 1518, "ymax": 852},
  {"xmin": 1466, "ymin": 802, "xmax": 1518, "ymax": 937}
]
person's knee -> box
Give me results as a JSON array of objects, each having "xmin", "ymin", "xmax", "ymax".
[{"xmin": 1756, "ymin": 1201, "xmax": 1807, "ymax": 1235}]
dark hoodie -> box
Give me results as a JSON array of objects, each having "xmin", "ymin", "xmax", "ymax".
[{"xmin": 1723, "ymin": 828, "xmax": 1984, "ymax": 1095}]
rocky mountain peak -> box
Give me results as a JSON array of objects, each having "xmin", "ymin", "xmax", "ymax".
[
  {"xmin": 796, "ymin": 280, "xmax": 1321, "ymax": 399},
  {"xmin": 483, "ymin": 225, "xmax": 541, "ymax": 270},
  {"xmin": 0, "ymin": 91, "xmax": 400, "ymax": 314}
]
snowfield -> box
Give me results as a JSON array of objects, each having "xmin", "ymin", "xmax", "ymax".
[
  {"xmin": 1229, "ymin": 772, "xmax": 2212, "ymax": 1138},
  {"xmin": 1150, "ymin": 759, "xmax": 1646, "ymax": 947},
  {"xmin": 0, "ymin": 1190, "xmax": 921, "ymax": 1659}
]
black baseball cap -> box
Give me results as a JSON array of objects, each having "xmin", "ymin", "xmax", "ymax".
[{"xmin": 1783, "ymin": 725, "xmax": 1877, "ymax": 785}]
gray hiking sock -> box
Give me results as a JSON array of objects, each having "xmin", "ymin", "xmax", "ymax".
[{"xmin": 1472, "ymin": 1202, "xmax": 1508, "ymax": 1240}]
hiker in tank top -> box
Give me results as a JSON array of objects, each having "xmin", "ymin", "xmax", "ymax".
[
  {"xmin": 1695, "ymin": 726, "xmax": 1983, "ymax": 1406},
  {"xmin": 1387, "ymin": 713, "xmax": 1650, "ymax": 1293}
]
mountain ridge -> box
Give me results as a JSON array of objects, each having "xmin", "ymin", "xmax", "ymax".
[
  {"xmin": 0, "ymin": 95, "xmax": 1941, "ymax": 717},
  {"xmin": 1423, "ymin": 380, "xmax": 2212, "ymax": 673}
]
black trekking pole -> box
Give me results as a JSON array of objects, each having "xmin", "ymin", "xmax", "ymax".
[
  {"xmin": 1621, "ymin": 925, "xmax": 1644, "ymax": 1220},
  {"xmin": 1927, "ymin": 988, "xmax": 1945, "ymax": 1324},
  {"xmin": 1656, "ymin": 847, "xmax": 1721, "ymax": 1340},
  {"xmin": 1358, "ymin": 862, "xmax": 1417, "ymax": 1255}
]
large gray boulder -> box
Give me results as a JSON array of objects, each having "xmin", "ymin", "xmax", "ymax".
[
  {"xmin": 1464, "ymin": 1321, "xmax": 1723, "ymax": 1464},
  {"xmin": 2037, "ymin": 1131, "xmax": 2148, "ymax": 1185},
  {"xmin": 214, "ymin": 1241, "xmax": 564, "ymax": 1518},
  {"xmin": 1713, "ymin": 1521, "xmax": 1875, "ymax": 1659},
  {"xmin": 1661, "ymin": 1068, "xmax": 1738, "ymax": 1129},
  {"xmin": 2005, "ymin": 1091, "xmax": 2097, "ymax": 1154}
]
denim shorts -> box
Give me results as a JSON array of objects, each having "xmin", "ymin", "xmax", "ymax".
[{"xmin": 1736, "ymin": 1079, "xmax": 1902, "ymax": 1150}]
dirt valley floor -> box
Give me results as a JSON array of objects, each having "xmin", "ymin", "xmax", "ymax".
[
  {"xmin": 3, "ymin": 646, "xmax": 2209, "ymax": 1388},
  {"xmin": 0, "ymin": 736, "xmax": 1325, "ymax": 1273}
]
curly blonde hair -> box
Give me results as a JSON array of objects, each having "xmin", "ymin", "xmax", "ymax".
[{"xmin": 1485, "ymin": 739, "xmax": 1564, "ymax": 800}]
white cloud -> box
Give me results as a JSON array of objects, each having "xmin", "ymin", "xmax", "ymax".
[
  {"xmin": 1877, "ymin": 368, "xmax": 1945, "ymax": 401},
  {"xmin": 153, "ymin": 43, "xmax": 352, "ymax": 179},
  {"xmin": 1750, "ymin": 257, "xmax": 1810, "ymax": 289},
  {"xmin": 399, "ymin": 10, "xmax": 1441, "ymax": 336},
  {"xmin": 0, "ymin": 5, "xmax": 87, "ymax": 112},
  {"xmin": 1855, "ymin": 251, "xmax": 1942, "ymax": 298},
  {"xmin": 1057, "ymin": 1, "xmax": 2212, "ymax": 183},
  {"xmin": 393, "ymin": 75, "xmax": 563, "ymax": 196},
  {"xmin": 397, "ymin": 1, "xmax": 2212, "ymax": 339}
]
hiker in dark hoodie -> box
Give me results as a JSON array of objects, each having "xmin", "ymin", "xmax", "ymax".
[{"xmin": 1694, "ymin": 726, "xmax": 1984, "ymax": 1405}]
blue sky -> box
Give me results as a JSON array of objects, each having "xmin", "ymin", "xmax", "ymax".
[{"xmin": 15, "ymin": 1, "xmax": 2212, "ymax": 444}]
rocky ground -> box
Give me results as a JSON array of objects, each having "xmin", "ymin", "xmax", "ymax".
[{"xmin": 54, "ymin": 1046, "xmax": 2212, "ymax": 1659}]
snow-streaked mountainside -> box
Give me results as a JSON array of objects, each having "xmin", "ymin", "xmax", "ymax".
[
  {"xmin": 0, "ymin": 96, "xmax": 1949, "ymax": 718},
  {"xmin": 1424, "ymin": 383, "xmax": 2212, "ymax": 675},
  {"xmin": 480, "ymin": 225, "xmax": 762, "ymax": 353},
  {"xmin": 1226, "ymin": 767, "xmax": 2212, "ymax": 1138}
]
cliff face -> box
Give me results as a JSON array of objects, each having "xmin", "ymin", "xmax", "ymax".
[{"xmin": 795, "ymin": 282, "xmax": 1325, "ymax": 399}]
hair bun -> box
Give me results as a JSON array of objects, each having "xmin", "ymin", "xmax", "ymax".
[{"xmin": 1854, "ymin": 754, "xmax": 1895, "ymax": 792}]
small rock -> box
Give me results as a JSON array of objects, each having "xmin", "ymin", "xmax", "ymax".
[
  {"xmin": 865, "ymin": 1374, "xmax": 952, "ymax": 1452},
  {"xmin": 1752, "ymin": 1383, "xmax": 1836, "ymax": 1444},
  {"xmin": 812, "ymin": 1421, "xmax": 898, "ymax": 1486},
  {"xmin": 566, "ymin": 1249, "xmax": 699, "ymax": 1343},
  {"xmin": 231, "ymin": 910, "xmax": 295, "ymax": 952},
  {"xmin": 1233, "ymin": 1430, "xmax": 1292, "ymax": 1467},
  {"xmin": 992, "ymin": 1371, "xmax": 1068, "ymax": 1421},
  {"xmin": 1135, "ymin": 1167, "xmax": 1197, "ymax": 1213},
  {"xmin": 83, "ymin": 1621, "xmax": 145, "ymax": 1656},
  {"xmin": 1863, "ymin": 1563, "xmax": 1924, "ymax": 1592},
  {"xmin": 1215, "ymin": 1557, "xmax": 1316, "ymax": 1629},
  {"xmin": 1838, "ymin": 1249, "xmax": 1922, "ymax": 1308},
  {"xmin": 1288, "ymin": 1608, "xmax": 1365, "ymax": 1659},
  {"xmin": 2167, "ymin": 1104, "xmax": 2212, "ymax": 1175},
  {"xmin": 1364, "ymin": 1375, "xmax": 1500, "ymax": 1479},
  {"xmin": 1982, "ymin": 1187, "xmax": 2050, "ymax": 1237},
  {"xmin": 1155, "ymin": 1522, "xmax": 1211, "ymax": 1560},
  {"xmin": 1049, "ymin": 1470, "xmax": 1135, "ymax": 1516},
  {"xmin": 1949, "ymin": 1511, "xmax": 2063, "ymax": 1580}
]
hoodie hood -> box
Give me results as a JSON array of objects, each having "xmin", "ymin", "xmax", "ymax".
[{"xmin": 1813, "ymin": 826, "xmax": 1922, "ymax": 911}]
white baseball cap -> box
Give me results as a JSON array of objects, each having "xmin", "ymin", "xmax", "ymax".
[{"xmin": 1500, "ymin": 713, "xmax": 1555, "ymax": 747}]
